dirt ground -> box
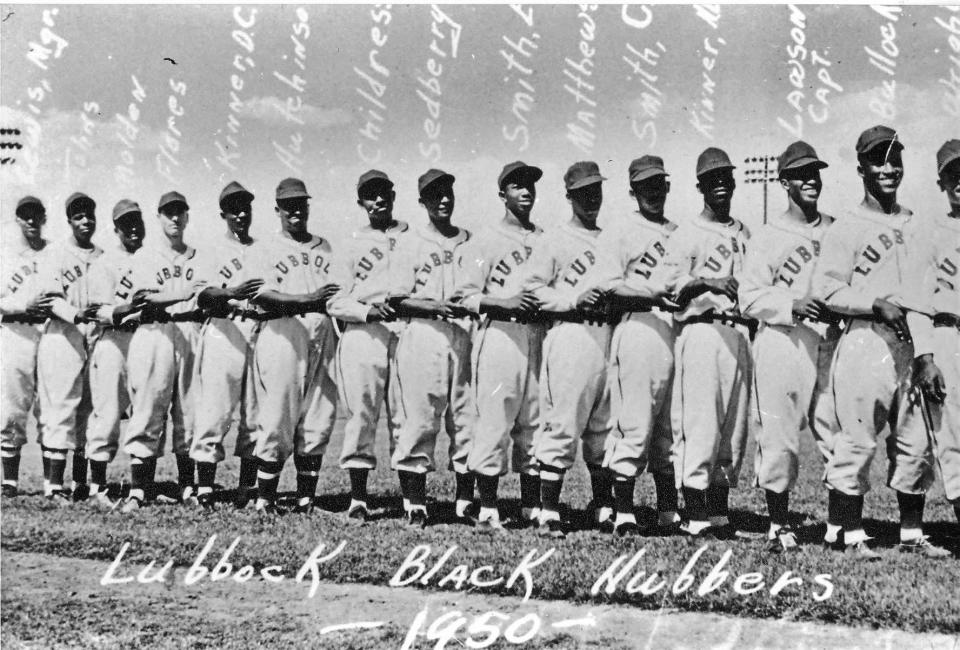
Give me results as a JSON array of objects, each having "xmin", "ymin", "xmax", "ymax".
[{"xmin": 2, "ymin": 551, "xmax": 957, "ymax": 649}]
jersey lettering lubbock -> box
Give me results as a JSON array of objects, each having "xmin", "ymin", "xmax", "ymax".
[
  {"xmin": 561, "ymin": 249, "xmax": 596, "ymax": 287},
  {"xmin": 852, "ymin": 228, "xmax": 904, "ymax": 276},
  {"xmin": 5, "ymin": 261, "xmax": 38, "ymax": 295},
  {"xmin": 489, "ymin": 245, "xmax": 533, "ymax": 288},
  {"xmin": 413, "ymin": 248, "xmax": 457, "ymax": 289},
  {"xmin": 775, "ymin": 241, "xmax": 821, "ymax": 288},
  {"xmin": 936, "ymin": 246, "xmax": 960, "ymax": 292},
  {"xmin": 218, "ymin": 257, "xmax": 245, "ymax": 282},
  {"xmin": 702, "ymin": 238, "xmax": 744, "ymax": 275},
  {"xmin": 273, "ymin": 251, "xmax": 330, "ymax": 280},
  {"xmin": 356, "ymin": 243, "xmax": 394, "ymax": 282},
  {"xmin": 115, "ymin": 270, "xmax": 135, "ymax": 302},
  {"xmin": 155, "ymin": 264, "xmax": 195, "ymax": 285},
  {"xmin": 58, "ymin": 264, "xmax": 86, "ymax": 290},
  {"xmin": 630, "ymin": 240, "xmax": 667, "ymax": 280}
]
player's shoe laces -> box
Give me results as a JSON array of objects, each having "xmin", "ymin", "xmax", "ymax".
[
  {"xmin": 537, "ymin": 518, "xmax": 566, "ymax": 539},
  {"xmin": 1, "ymin": 484, "xmax": 18, "ymax": 498},
  {"xmin": 898, "ymin": 535, "xmax": 951, "ymax": 559},
  {"xmin": 766, "ymin": 526, "xmax": 799, "ymax": 553},
  {"xmin": 844, "ymin": 539, "xmax": 881, "ymax": 561}
]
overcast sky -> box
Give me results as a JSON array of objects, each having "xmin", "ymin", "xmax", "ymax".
[{"xmin": 1, "ymin": 4, "xmax": 957, "ymax": 248}]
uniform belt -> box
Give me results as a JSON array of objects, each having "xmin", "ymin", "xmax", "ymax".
[
  {"xmin": 933, "ymin": 312, "xmax": 960, "ymax": 329},
  {"xmin": 682, "ymin": 312, "xmax": 758, "ymax": 336},
  {"xmin": 105, "ymin": 321, "xmax": 139, "ymax": 333},
  {"xmin": 140, "ymin": 310, "xmax": 206, "ymax": 324},
  {"xmin": 540, "ymin": 309, "xmax": 610, "ymax": 326},
  {"xmin": 0, "ymin": 314, "xmax": 47, "ymax": 325}
]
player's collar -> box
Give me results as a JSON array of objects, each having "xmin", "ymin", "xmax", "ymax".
[
  {"xmin": 562, "ymin": 218, "xmax": 602, "ymax": 242},
  {"xmin": 690, "ymin": 213, "xmax": 744, "ymax": 236},
  {"xmin": 278, "ymin": 229, "xmax": 323, "ymax": 248},
  {"xmin": 934, "ymin": 212, "xmax": 960, "ymax": 234},
  {"xmin": 356, "ymin": 220, "xmax": 409, "ymax": 241},
  {"xmin": 630, "ymin": 211, "xmax": 676, "ymax": 234},
  {"xmin": 767, "ymin": 213, "xmax": 827, "ymax": 237},
  {"xmin": 496, "ymin": 215, "xmax": 541, "ymax": 240},
  {"xmin": 418, "ymin": 223, "xmax": 470, "ymax": 246},
  {"xmin": 854, "ymin": 202, "xmax": 913, "ymax": 227}
]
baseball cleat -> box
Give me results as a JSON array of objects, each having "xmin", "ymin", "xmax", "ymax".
[
  {"xmin": 537, "ymin": 518, "xmax": 566, "ymax": 539},
  {"xmin": 254, "ymin": 499, "xmax": 282, "ymax": 515},
  {"xmin": 90, "ymin": 490, "xmax": 117, "ymax": 509},
  {"xmin": 476, "ymin": 515, "xmax": 504, "ymax": 533},
  {"xmin": 46, "ymin": 490, "xmax": 72, "ymax": 507},
  {"xmin": 233, "ymin": 487, "xmax": 255, "ymax": 510},
  {"xmin": 346, "ymin": 502, "xmax": 370, "ymax": 521},
  {"xmin": 1, "ymin": 485, "xmax": 18, "ymax": 498},
  {"xmin": 120, "ymin": 496, "xmax": 143, "ymax": 513},
  {"xmin": 407, "ymin": 509, "xmax": 428, "ymax": 529},
  {"xmin": 71, "ymin": 484, "xmax": 90, "ymax": 502},
  {"xmin": 180, "ymin": 484, "xmax": 196, "ymax": 503},
  {"xmin": 844, "ymin": 540, "xmax": 881, "ymax": 561},
  {"xmin": 455, "ymin": 501, "xmax": 478, "ymax": 525},
  {"xmin": 197, "ymin": 492, "xmax": 216, "ymax": 511},
  {"xmin": 822, "ymin": 531, "xmax": 845, "ymax": 552},
  {"xmin": 898, "ymin": 536, "xmax": 951, "ymax": 559},
  {"xmin": 766, "ymin": 527, "xmax": 799, "ymax": 553},
  {"xmin": 292, "ymin": 500, "xmax": 315, "ymax": 515},
  {"xmin": 615, "ymin": 521, "xmax": 642, "ymax": 537}
]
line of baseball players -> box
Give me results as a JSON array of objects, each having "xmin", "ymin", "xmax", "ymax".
[{"xmin": 1, "ymin": 124, "xmax": 958, "ymax": 560}]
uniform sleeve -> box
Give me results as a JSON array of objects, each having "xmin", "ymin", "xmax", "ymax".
[
  {"xmin": 36, "ymin": 245, "xmax": 80, "ymax": 323},
  {"xmin": 523, "ymin": 233, "xmax": 575, "ymax": 312},
  {"xmin": 904, "ymin": 232, "xmax": 940, "ymax": 358},
  {"xmin": 738, "ymin": 230, "xmax": 796, "ymax": 326},
  {"xmin": 326, "ymin": 237, "xmax": 372, "ymax": 323},
  {"xmin": 811, "ymin": 221, "xmax": 877, "ymax": 315},
  {"xmin": 453, "ymin": 235, "xmax": 489, "ymax": 314}
]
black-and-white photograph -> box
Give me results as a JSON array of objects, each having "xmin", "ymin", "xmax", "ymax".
[{"xmin": 1, "ymin": 3, "xmax": 958, "ymax": 648}]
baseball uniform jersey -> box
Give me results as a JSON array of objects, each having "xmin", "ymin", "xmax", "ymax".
[
  {"xmin": 523, "ymin": 219, "xmax": 620, "ymax": 471},
  {"xmin": 1, "ymin": 236, "xmax": 48, "ymax": 451},
  {"xmin": 190, "ymin": 234, "xmax": 260, "ymax": 465},
  {"xmin": 739, "ymin": 214, "xmax": 838, "ymax": 494},
  {"xmin": 35, "ymin": 238, "xmax": 103, "ymax": 451},
  {"xmin": 84, "ymin": 245, "xmax": 137, "ymax": 463},
  {"xmin": 812, "ymin": 204, "xmax": 934, "ymax": 497},
  {"xmin": 390, "ymin": 224, "xmax": 475, "ymax": 475},
  {"xmin": 601, "ymin": 214, "xmax": 678, "ymax": 480},
  {"xmin": 124, "ymin": 243, "xmax": 205, "ymax": 459},
  {"xmin": 327, "ymin": 221, "xmax": 410, "ymax": 471},
  {"xmin": 664, "ymin": 215, "xmax": 752, "ymax": 492},
  {"xmin": 455, "ymin": 216, "xmax": 546, "ymax": 478},
  {"xmin": 249, "ymin": 231, "xmax": 338, "ymax": 464}
]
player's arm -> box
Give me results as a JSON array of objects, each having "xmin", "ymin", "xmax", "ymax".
[
  {"xmin": 738, "ymin": 232, "xmax": 815, "ymax": 325},
  {"xmin": 811, "ymin": 222, "xmax": 877, "ymax": 316},
  {"xmin": 522, "ymin": 236, "xmax": 576, "ymax": 312}
]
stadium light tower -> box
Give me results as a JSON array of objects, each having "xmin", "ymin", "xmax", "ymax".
[{"xmin": 743, "ymin": 155, "xmax": 778, "ymax": 224}]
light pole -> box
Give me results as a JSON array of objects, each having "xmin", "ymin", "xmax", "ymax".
[{"xmin": 743, "ymin": 155, "xmax": 778, "ymax": 224}]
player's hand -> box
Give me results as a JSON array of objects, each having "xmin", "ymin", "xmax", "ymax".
[
  {"xmin": 657, "ymin": 294, "xmax": 682, "ymax": 312},
  {"xmin": 792, "ymin": 296, "xmax": 827, "ymax": 321},
  {"xmin": 77, "ymin": 303, "xmax": 104, "ymax": 323},
  {"xmin": 132, "ymin": 288, "xmax": 160, "ymax": 308},
  {"xmin": 704, "ymin": 277, "xmax": 739, "ymax": 301},
  {"xmin": 443, "ymin": 301, "xmax": 473, "ymax": 319},
  {"xmin": 232, "ymin": 278, "xmax": 264, "ymax": 301},
  {"xmin": 576, "ymin": 288, "xmax": 604, "ymax": 309},
  {"xmin": 366, "ymin": 302, "xmax": 397, "ymax": 323},
  {"xmin": 498, "ymin": 291, "xmax": 541, "ymax": 315},
  {"xmin": 872, "ymin": 298, "xmax": 911, "ymax": 343},
  {"xmin": 913, "ymin": 354, "xmax": 947, "ymax": 404},
  {"xmin": 320, "ymin": 283, "xmax": 341, "ymax": 301},
  {"xmin": 24, "ymin": 292, "xmax": 57, "ymax": 317}
]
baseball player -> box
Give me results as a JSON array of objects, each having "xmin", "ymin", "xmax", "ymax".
[
  {"xmin": 455, "ymin": 161, "xmax": 545, "ymax": 530},
  {"xmin": 121, "ymin": 191, "xmax": 206, "ymax": 512},
  {"xmin": 327, "ymin": 170, "xmax": 409, "ymax": 521},
  {"xmin": 891, "ymin": 140, "xmax": 960, "ymax": 540},
  {"xmin": 1, "ymin": 196, "xmax": 53, "ymax": 498},
  {"xmin": 246, "ymin": 178, "xmax": 340, "ymax": 515},
  {"xmin": 390, "ymin": 169, "xmax": 476, "ymax": 528},
  {"xmin": 600, "ymin": 156, "xmax": 682, "ymax": 537},
  {"xmin": 36, "ymin": 192, "xmax": 103, "ymax": 504},
  {"xmin": 663, "ymin": 147, "xmax": 752, "ymax": 539},
  {"xmin": 812, "ymin": 125, "xmax": 949, "ymax": 559},
  {"xmin": 190, "ymin": 182, "xmax": 264, "ymax": 509},
  {"xmin": 738, "ymin": 141, "xmax": 838, "ymax": 552},
  {"xmin": 82, "ymin": 199, "xmax": 146, "ymax": 507},
  {"xmin": 524, "ymin": 161, "xmax": 621, "ymax": 539}
]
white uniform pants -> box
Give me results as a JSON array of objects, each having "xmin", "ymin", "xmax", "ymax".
[
  {"xmin": 1, "ymin": 322, "xmax": 43, "ymax": 449},
  {"xmin": 826, "ymin": 320, "xmax": 935, "ymax": 496},
  {"xmin": 335, "ymin": 321, "xmax": 402, "ymax": 470},
  {"xmin": 392, "ymin": 319, "xmax": 474, "ymax": 474},
  {"xmin": 124, "ymin": 322, "xmax": 197, "ymax": 459},
  {"xmin": 191, "ymin": 317, "xmax": 258, "ymax": 463},
  {"xmin": 534, "ymin": 322, "xmax": 611, "ymax": 471},
  {"xmin": 603, "ymin": 313, "xmax": 675, "ymax": 478},
  {"xmin": 672, "ymin": 322, "xmax": 751, "ymax": 491},
  {"xmin": 85, "ymin": 328, "xmax": 133, "ymax": 462},
  {"xmin": 37, "ymin": 320, "xmax": 90, "ymax": 451},
  {"xmin": 467, "ymin": 320, "xmax": 545, "ymax": 477}
]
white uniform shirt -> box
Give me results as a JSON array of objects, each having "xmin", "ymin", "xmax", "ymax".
[
  {"xmin": 37, "ymin": 238, "xmax": 104, "ymax": 323},
  {"xmin": 739, "ymin": 214, "xmax": 834, "ymax": 327},
  {"xmin": 605, "ymin": 213, "xmax": 677, "ymax": 324},
  {"xmin": 908, "ymin": 213, "xmax": 960, "ymax": 357},
  {"xmin": 0, "ymin": 237, "xmax": 47, "ymax": 315},
  {"xmin": 662, "ymin": 214, "xmax": 751, "ymax": 322},
  {"xmin": 130, "ymin": 243, "xmax": 206, "ymax": 315},
  {"xmin": 87, "ymin": 246, "xmax": 137, "ymax": 325}
]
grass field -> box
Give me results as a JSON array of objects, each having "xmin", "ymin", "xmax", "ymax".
[{"xmin": 2, "ymin": 415, "xmax": 960, "ymax": 641}]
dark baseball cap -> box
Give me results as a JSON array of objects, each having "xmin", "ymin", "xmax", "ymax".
[
  {"xmin": 357, "ymin": 169, "xmax": 394, "ymax": 194},
  {"xmin": 418, "ymin": 169, "xmax": 455, "ymax": 196},
  {"xmin": 65, "ymin": 192, "xmax": 95, "ymax": 214},
  {"xmin": 15, "ymin": 195, "xmax": 44, "ymax": 216},
  {"xmin": 856, "ymin": 125, "xmax": 903, "ymax": 155},
  {"xmin": 219, "ymin": 181, "xmax": 254, "ymax": 210},
  {"xmin": 276, "ymin": 177, "xmax": 311, "ymax": 201},
  {"xmin": 777, "ymin": 141, "xmax": 829, "ymax": 176},
  {"xmin": 629, "ymin": 155, "xmax": 669, "ymax": 182},
  {"xmin": 696, "ymin": 148, "xmax": 736, "ymax": 178},
  {"xmin": 497, "ymin": 161, "xmax": 543, "ymax": 189},
  {"xmin": 112, "ymin": 199, "xmax": 142, "ymax": 222},
  {"xmin": 158, "ymin": 190, "xmax": 189, "ymax": 213},
  {"xmin": 936, "ymin": 139, "xmax": 960, "ymax": 174},
  {"xmin": 564, "ymin": 161, "xmax": 606, "ymax": 190}
]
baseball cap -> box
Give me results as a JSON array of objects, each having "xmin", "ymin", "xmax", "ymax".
[
  {"xmin": 112, "ymin": 199, "xmax": 142, "ymax": 222},
  {"xmin": 158, "ymin": 190, "xmax": 189, "ymax": 213},
  {"xmin": 219, "ymin": 181, "xmax": 254, "ymax": 210},
  {"xmin": 855, "ymin": 125, "xmax": 903, "ymax": 155},
  {"xmin": 418, "ymin": 169, "xmax": 456, "ymax": 196},
  {"xmin": 696, "ymin": 148, "xmax": 736, "ymax": 178},
  {"xmin": 564, "ymin": 161, "xmax": 606, "ymax": 190},
  {"xmin": 629, "ymin": 155, "xmax": 669, "ymax": 182},
  {"xmin": 936, "ymin": 139, "xmax": 960, "ymax": 174},
  {"xmin": 357, "ymin": 169, "xmax": 394, "ymax": 194},
  {"xmin": 497, "ymin": 161, "xmax": 543, "ymax": 189},
  {"xmin": 276, "ymin": 177, "xmax": 311, "ymax": 201},
  {"xmin": 65, "ymin": 192, "xmax": 95, "ymax": 214},
  {"xmin": 15, "ymin": 196, "xmax": 44, "ymax": 216},
  {"xmin": 777, "ymin": 141, "xmax": 829, "ymax": 176}
]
